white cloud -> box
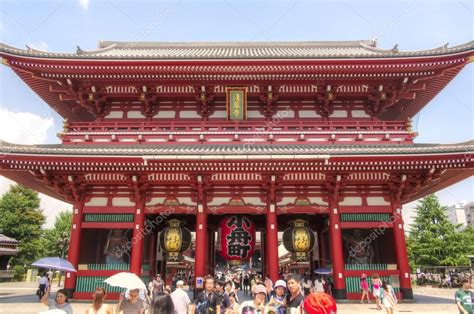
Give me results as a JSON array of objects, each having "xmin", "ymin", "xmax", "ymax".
[
  {"xmin": 79, "ymin": 0, "xmax": 90, "ymax": 10},
  {"xmin": 27, "ymin": 41, "xmax": 48, "ymax": 52},
  {"xmin": 0, "ymin": 108, "xmax": 69, "ymax": 228},
  {"xmin": 0, "ymin": 107, "xmax": 54, "ymax": 145}
]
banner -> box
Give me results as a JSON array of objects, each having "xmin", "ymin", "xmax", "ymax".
[{"xmin": 226, "ymin": 87, "xmax": 247, "ymax": 121}]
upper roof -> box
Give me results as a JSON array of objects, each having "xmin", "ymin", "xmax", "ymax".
[{"xmin": 1, "ymin": 39, "xmax": 473, "ymax": 60}]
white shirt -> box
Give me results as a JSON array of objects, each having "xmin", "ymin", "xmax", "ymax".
[
  {"xmin": 170, "ymin": 287, "xmax": 191, "ymax": 314},
  {"xmin": 39, "ymin": 276, "xmax": 49, "ymax": 285}
]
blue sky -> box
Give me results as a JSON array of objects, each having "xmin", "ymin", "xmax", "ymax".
[{"xmin": 0, "ymin": 0, "xmax": 473, "ymax": 226}]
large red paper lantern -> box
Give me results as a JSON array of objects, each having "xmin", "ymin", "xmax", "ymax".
[{"xmin": 220, "ymin": 216, "xmax": 255, "ymax": 264}]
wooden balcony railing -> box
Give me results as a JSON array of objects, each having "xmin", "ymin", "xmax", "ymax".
[{"xmin": 60, "ymin": 121, "xmax": 414, "ymax": 145}]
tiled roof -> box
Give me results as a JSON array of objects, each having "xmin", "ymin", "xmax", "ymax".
[
  {"xmin": 1, "ymin": 141, "xmax": 473, "ymax": 156},
  {"xmin": 0, "ymin": 234, "xmax": 18, "ymax": 244},
  {"xmin": 1, "ymin": 40, "xmax": 473, "ymax": 60}
]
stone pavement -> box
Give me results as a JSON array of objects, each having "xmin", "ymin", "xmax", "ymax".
[{"xmin": 0, "ymin": 281, "xmax": 463, "ymax": 313}]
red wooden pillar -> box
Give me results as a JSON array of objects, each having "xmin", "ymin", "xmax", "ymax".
[
  {"xmin": 131, "ymin": 199, "xmax": 145, "ymax": 275},
  {"xmin": 329, "ymin": 197, "xmax": 346, "ymax": 299},
  {"xmin": 392, "ymin": 201, "xmax": 413, "ymax": 299},
  {"xmin": 64, "ymin": 198, "xmax": 84, "ymax": 298},
  {"xmin": 266, "ymin": 204, "xmax": 279, "ymax": 283},
  {"xmin": 195, "ymin": 204, "xmax": 208, "ymax": 286}
]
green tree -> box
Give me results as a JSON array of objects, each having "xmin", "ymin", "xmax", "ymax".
[
  {"xmin": 0, "ymin": 185, "xmax": 46, "ymax": 278},
  {"xmin": 43, "ymin": 211, "xmax": 72, "ymax": 258},
  {"xmin": 407, "ymin": 194, "xmax": 473, "ymax": 268}
]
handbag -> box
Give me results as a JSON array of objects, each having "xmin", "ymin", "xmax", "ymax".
[{"xmin": 36, "ymin": 289, "xmax": 41, "ymax": 297}]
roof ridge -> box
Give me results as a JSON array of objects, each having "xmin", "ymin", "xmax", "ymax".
[{"xmin": 98, "ymin": 39, "xmax": 377, "ymax": 49}]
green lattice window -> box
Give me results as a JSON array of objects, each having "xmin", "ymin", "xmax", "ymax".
[
  {"xmin": 86, "ymin": 264, "xmax": 130, "ymax": 271},
  {"xmin": 340, "ymin": 213, "xmax": 391, "ymax": 222},
  {"xmin": 84, "ymin": 214, "xmax": 134, "ymax": 222},
  {"xmin": 76, "ymin": 276, "xmax": 125, "ymax": 293}
]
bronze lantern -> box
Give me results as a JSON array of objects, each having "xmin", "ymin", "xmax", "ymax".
[
  {"xmin": 159, "ymin": 219, "xmax": 191, "ymax": 261},
  {"xmin": 282, "ymin": 219, "xmax": 315, "ymax": 261}
]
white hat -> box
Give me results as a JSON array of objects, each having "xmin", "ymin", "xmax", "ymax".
[
  {"xmin": 176, "ymin": 280, "xmax": 184, "ymax": 286},
  {"xmin": 274, "ymin": 279, "xmax": 287, "ymax": 290}
]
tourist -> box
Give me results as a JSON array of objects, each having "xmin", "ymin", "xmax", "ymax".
[
  {"xmin": 314, "ymin": 276, "xmax": 325, "ymax": 293},
  {"xmin": 47, "ymin": 269, "xmax": 54, "ymax": 284},
  {"xmin": 225, "ymin": 280, "xmax": 233, "ymax": 294},
  {"xmin": 239, "ymin": 284, "xmax": 267, "ymax": 313},
  {"xmin": 303, "ymin": 275, "xmax": 313, "ymax": 295},
  {"xmin": 38, "ymin": 273, "xmax": 50, "ymax": 300},
  {"xmin": 302, "ymin": 292, "xmax": 337, "ymax": 314},
  {"xmin": 286, "ymin": 274, "xmax": 305, "ymax": 312},
  {"xmin": 117, "ymin": 288, "xmax": 144, "ymax": 314},
  {"xmin": 195, "ymin": 275, "xmax": 221, "ymax": 313},
  {"xmin": 171, "ymin": 280, "xmax": 191, "ymax": 314},
  {"xmin": 40, "ymin": 288, "xmax": 73, "ymax": 314},
  {"xmin": 171, "ymin": 274, "xmax": 178, "ymax": 292},
  {"xmin": 228, "ymin": 292, "xmax": 240, "ymax": 314},
  {"xmin": 152, "ymin": 274, "xmax": 164, "ymax": 297},
  {"xmin": 455, "ymin": 278, "xmax": 473, "ymax": 314},
  {"xmin": 360, "ymin": 273, "xmax": 370, "ymax": 304},
  {"xmin": 243, "ymin": 274, "xmax": 250, "ymax": 295},
  {"xmin": 371, "ymin": 273, "xmax": 382, "ymax": 310},
  {"xmin": 325, "ymin": 277, "xmax": 334, "ymax": 297},
  {"xmin": 267, "ymin": 279, "xmax": 287, "ymax": 314},
  {"xmin": 151, "ymin": 291, "xmax": 175, "ymax": 314},
  {"xmin": 265, "ymin": 274, "xmax": 274, "ymax": 298},
  {"xmin": 215, "ymin": 278, "xmax": 231, "ymax": 313},
  {"xmin": 85, "ymin": 287, "xmax": 113, "ymax": 314},
  {"xmin": 379, "ymin": 280, "xmax": 397, "ymax": 314}
]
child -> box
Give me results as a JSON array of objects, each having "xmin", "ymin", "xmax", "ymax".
[
  {"xmin": 360, "ymin": 273, "xmax": 370, "ymax": 304},
  {"xmin": 267, "ymin": 280, "xmax": 287, "ymax": 314},
  {"xmin": 371, "ymin": 273, "xmax": 382, "ymax": 310},
  {"xmin": 379, "ymin": 280, "xmax": 397, "ymax": 314}
]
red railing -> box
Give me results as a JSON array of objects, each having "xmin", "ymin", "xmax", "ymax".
[
  {"xmin": 66, "ymin": 120, "xmax": 408, "ymax": 133},
  {"xmin": 60, "ymin": 120, "xmax": 414, "ymax": 145}
]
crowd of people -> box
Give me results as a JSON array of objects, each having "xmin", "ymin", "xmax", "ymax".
[{"xmin": 36, "ymin": 270, "xmax": 473, "ymax": 314}]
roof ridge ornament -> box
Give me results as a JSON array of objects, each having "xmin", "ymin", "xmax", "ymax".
[
  {"xmin": 76, "ymin": 46, "xmax": 83, "ymax": 55},
  {"xmin": 392, "ymin": 44, "xmax": 399, "ymax": 53}
]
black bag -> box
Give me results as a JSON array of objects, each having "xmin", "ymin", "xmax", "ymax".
[{"xmin": 36, "ymin": 289, "xmax": 41, "ymax": 297}]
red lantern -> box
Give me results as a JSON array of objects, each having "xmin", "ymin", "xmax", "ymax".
[{"xmin": 220, "ymin": 216, "xmax": 255, "ymax": 264}]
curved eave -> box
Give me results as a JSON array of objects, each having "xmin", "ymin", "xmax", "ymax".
[
  {"xmin": 1, "ymin": 41, "xmax": 473, "ymax": 122},
  {"xmin": 1, "ymin": 142, "xmax": 472, "ymax": 204}
]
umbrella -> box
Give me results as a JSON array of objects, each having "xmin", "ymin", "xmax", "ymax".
[
  {"xmin": 32, "ymin": 257, "xmax": 76, "ymax": 272},
  {"xmin": 314, "ymin": 267, "xmax": 332, "ymax": 275},
  {"xmin": 104, "ymin": 272, "xmax": 146, "ymax": 290}
]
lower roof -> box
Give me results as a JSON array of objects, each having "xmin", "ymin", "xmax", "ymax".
[{"xmin": 1, "ymin": 141, "xmax": 473, "ymax": 157}]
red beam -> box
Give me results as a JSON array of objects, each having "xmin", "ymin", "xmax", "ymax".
[
  {"xmin": 345, "ymin": 270, "xmax": 399, "ymax": 276},
  {"xmin": 145, "ymin": 206, "xmax": 196, "ymax": 215},
  {"xmin": 81, "ymin": 222, "xmax": 134, "ymax": 229},
  {"xmin": 82, "ymin": 207, "xmax": 135, "ymax": 214},
  {"xmin": 339, "ymin": 206, "xmax": 392, "ymax": 213},
  {"xmin": 77, "ymin": 270, "xmax": 126, "ymax": 277},
  {"xmin": 74, "ymin": 292, "xmax": 120, "ymax": 301},
  {"xmin": 207, "ymin": 206, "xmax": 266, "ymax": 214}
]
